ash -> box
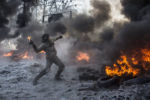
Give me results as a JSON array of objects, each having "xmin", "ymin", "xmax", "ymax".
[{"xmin": 0, "ymin": 60, "xmax": 150, "ymax": 100}]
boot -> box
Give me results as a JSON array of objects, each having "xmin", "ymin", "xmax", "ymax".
[
  {"xmin": 55, "ymin": 75, "xmax": 63, "ymax": 81},
  {"xmin": 33, "ymin": 79, "xmax": 38, "ymax": 85}
]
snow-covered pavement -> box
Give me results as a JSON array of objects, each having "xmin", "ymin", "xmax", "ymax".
[{"xmin": 0, "ymin": 60, "xmax": 150, "ymax": 100}]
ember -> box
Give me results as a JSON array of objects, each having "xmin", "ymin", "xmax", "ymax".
[
  {"xmin": 76, "ymin": 52, "xmax": 90, "ymax": 62},
  {"xmin": 105, "ymin": 49, "xmax": 150, "ymax": 77}
]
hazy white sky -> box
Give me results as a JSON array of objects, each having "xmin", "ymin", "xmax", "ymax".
[
  {"xmin": 34, "ymin": 0, "xmax": 127, "ymax": 22},
  {"xmin": 106, "ymin": 0, "xmax": 128, "ymax": 22},
  {"xmin": 75, "ymin": 0, "xmax": 91, "ymax": 14},
  {"xmin": 76, "ymin": 0, "xmax": 127, "ymax": 22}
]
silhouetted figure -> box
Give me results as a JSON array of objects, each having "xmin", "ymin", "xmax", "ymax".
[{"xmin": 29, "ymin": 34, "xmax": 65, "ymax": 85}]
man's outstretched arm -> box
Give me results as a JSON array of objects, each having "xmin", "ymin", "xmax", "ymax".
[
  {"xmin": 53, "ymin": 36, "xmax": 63, "ymax": 42},
  {"xmin": 29, "ymin": 40, "xmax": 44, "ymax": 53}
]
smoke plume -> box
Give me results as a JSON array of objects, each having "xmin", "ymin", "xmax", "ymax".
[
  {"xmin": 45, "ymin": 21, "xmax": 67, "ymax": 36},
  {"xmin": 99, "ymin": 0, "xmax": 150, "ymax": 66},
  {"xmin": 70, "ymin": 0, "xmax": 111, "ymax": 35},
  {"xmin": 121, "ymin": 0, "xmax": 150, "ymax": 21},
  {"xmin": 45, "ymin": 0, "xmax": 111, "ymax": 39},
  {"xmin": 0, "ymin": 0, "xmax": 112, "ymax": 64},
  {"xmin": 0, "ymin": 0, "xmax": 21, "ymax": 42}
]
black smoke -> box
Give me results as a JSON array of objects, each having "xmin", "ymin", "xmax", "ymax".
[
  {"xmin": 17, "ymin": 0, "xmax": 38, "ymax": 28},
  {"xmin": 115, "ymin": 0, "xmax": 150, "ymax": 54},
  {"xmin": 16, "ymin": 21, "xmax": 44, "ymax": 51},
  {"xmin": 71, "ymin": 14, "xmax": 94, "ymax": 33},
  {"xmin": 99, "ymin": 0, "xmax": 150, "ymax": 66},
  {"xmin": 0, "ymin": 0, "xmax": 21, "ymax": 42},
  {"xmin": 45, "ymin": 0, "xmax": 111, "ymax": 38},
  {"xmin": 70, "ymin": 0, "xmax": 111, "ymax": 35},
  {"xmin": 17, "ymin": 13, "xmax": 31, "ymax": 28},
  {"xmin": 0, "ymin": 0, "xmax": 112, "ymax": 59},
  {"xmin": 0, "ymin": 0, "xmax": 21, "ymax": 28},
  {"xmin": 121, "ymin": 0, "xmax": 150, "ymax": 21},
  {"xmin": 63, "ymin": 0, "xmax": 112, "ymax": 64},
  {"xmin": 91, "ymin": 0, "xmax": 111, "ymax": 27},
  {"xmin": 0, "ymin": 0, "xmax": 41, "ymax": 50},
  {"xmin": 46, "ymin": 22, "xmax": 67, "ymax": 36}
]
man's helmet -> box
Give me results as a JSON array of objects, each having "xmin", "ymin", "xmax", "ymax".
[{"xmin": 42, "ymin": 34, "xmax": 49, "ymax": 42}]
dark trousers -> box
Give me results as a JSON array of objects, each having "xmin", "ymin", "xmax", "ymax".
[{"xmin": 34, "ymin": 55, "xmax": 65, "ymax": 81}]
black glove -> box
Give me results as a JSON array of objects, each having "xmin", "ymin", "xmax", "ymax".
[
  {"xmin": 29, "ymin": 40, "xmax": 34, "ymax": 45},
  {"xmin": 59, "ymin": 35, "xmax": 63, "ymax": 39}
]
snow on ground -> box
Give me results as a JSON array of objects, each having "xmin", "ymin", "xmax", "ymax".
[{"xmin": 0, "ymin": 59, "xmax": 150, "ymax": 100}]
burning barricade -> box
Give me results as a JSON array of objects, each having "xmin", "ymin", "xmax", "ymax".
[
  {"xmin": 76, "ymin": 52, "xmax": 90, "ymax": 62},
  {"xmin": 2, "ymin": 51, "xmax": 33, "ymax": 61},
  {"xmin": 78, "ymin": 49, "xmax": 150, "ymax": 91},
  {"xmin": 76, "ymin": 51, "xmax": 104, "ymax": 83},
  {"xmin": 1, "ymin": 36, "xmax": 46, "ymax": 61},
  {"xmin": 94, "ymin": 49, "xmax": 150, "ymax": 89},
  {"xmin": 105, "ymin": 49, "xmax": 150, "ymax": 77},
  {"xmin": 2, "ymin": 50, "xmax": 46, "ymax": 61}
]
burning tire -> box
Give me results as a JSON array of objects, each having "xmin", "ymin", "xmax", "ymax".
[
  {"xmin": 96, "ymin": 76, "xmax": 120, "ymax": 88},
  {"xmin": 77, "ymin": 67, "xmax": 100, "ymax": 81}
]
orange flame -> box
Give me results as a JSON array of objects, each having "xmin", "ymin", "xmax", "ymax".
[
  {"xmin": 141, "ymin": 49, "xmax": 150, "ymax": 62},
  {"xmin": 2, "ymin": 51, "xmax": 33, "ymax": 60},
  {"xmin": 141, "ymin": 49, "xmax": 150, "ymax": 71},
  {"xmin": 105, "ymin": 55, "xmax": 140, "ymax": 77},
  {"xmin": 105, "ymin": 49, "xmax": 150, "ymax": 77},
  {"xmin": 19, "ymin": 51, "xmax": 33, "ymax": 59},
  {"xmin": 27, "ymin": 36, "xmax": 31, "ymax": 41},
  {"xmin": 40, "ymin": 50, "xmax": 46, "ymax": 54},
  {"xmin": 3, "ymin": 51, "xmax": 14, "ymax": 57},
  {"xmin": 76, "ymin": 52, "xmax": 90, "ymax": 62}
]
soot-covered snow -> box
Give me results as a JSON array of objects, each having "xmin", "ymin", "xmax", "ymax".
[{"xmin": 0, "ymin": 59, "xmax": 150, "ymax": 100}]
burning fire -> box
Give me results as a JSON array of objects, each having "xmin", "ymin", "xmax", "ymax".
[
  {"xmin": 76, "ymin": 52, "xmax": 90, "ymax": 62},
  {"xmin": 3, "ymin": 51, "xmax": 14, "ymax": 57},
  {"xmin": 2, "ymin": 51, "xmax": 33, "ymax": 60},
  {"xmin": 105, "ymin": 49, "xmax": 150, "ymax": 77},
  {"xmin": 27, "ymin": 36, "xmax": 31, "ymax": 41},
  {"xmin": 105, "ymin": 55, "xmax": 140, "ymax": 77},
  {"xmin": 19, "ymin": 51, "xmax": 33, "ymax": 59},
  {"xmin": 40, "ymin": 50, "xmax": 46, "ymax": 54}
]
